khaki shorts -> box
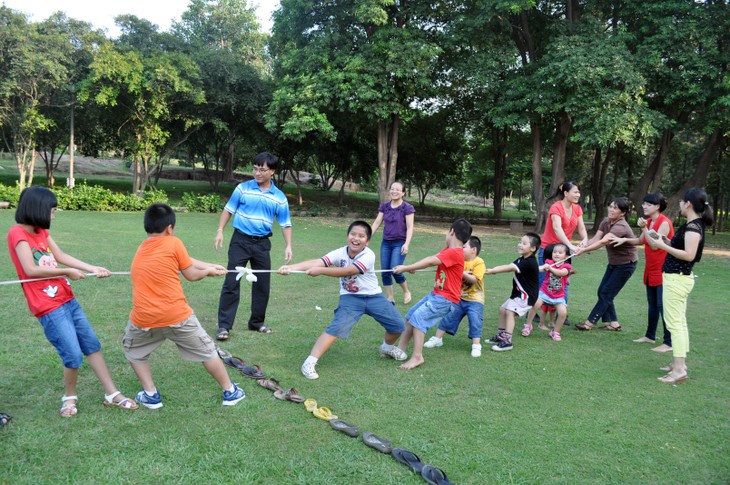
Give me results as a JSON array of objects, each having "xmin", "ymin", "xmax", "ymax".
[
  {"xmin": 123, "ymin": 314, "xmax": 217, "ymax": 363},
  {"xmin": 501, "ymin": 297, "xmax": 533, "ymax": 317}
]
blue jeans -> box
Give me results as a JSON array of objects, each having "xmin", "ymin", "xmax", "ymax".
[
  {"xmin": 438, "ymin": 300, "xmax": 484, "ymax": 339},
  {"xmin": 38, "ymin": 299, "xmax": 101, "ymax": 368},
  {"xmin": 646, "ymin": 285, "xmax": 671, "ymax": 346},
  {"xmin": 587, "ymin": 262, "xmax": 637, "ymax": 324},
  {"xmin": 380, "ymin": 239, "xmax": 407, "ymax": 286},
  {"xmin": 326, "ymin": 294, "xmax": 405, "ymax": 338},
  {"xmin": 406, "ymin": 293, "xmax": 455, "ymax": 333}
]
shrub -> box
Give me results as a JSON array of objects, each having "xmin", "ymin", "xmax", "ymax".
[
  {"xmin": 181, "ymin": 192, "xmax": 225, "ymax": 213},
  {"xmin": 0, "ymin": 182, "xmax": 20, "ymax": 205}
]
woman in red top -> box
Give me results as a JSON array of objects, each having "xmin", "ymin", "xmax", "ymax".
[
  {"xmin": 538, "ymin": 181, "xmax": 589, "ymax": 308},
  {"xmin": 612, "ymin": 192, "xmax": 674, "ymax": 352}
]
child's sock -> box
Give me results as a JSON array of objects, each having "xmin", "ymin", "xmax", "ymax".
[
  {"xmin": 502, "ymin": 332, "xmax": 513, "ymax": 343},
  {"xmin": 380, "ymin": 341, "xmax": 394, "ymax": 352},
  {"xmin": 304, "ymin": 355, "xmax": 319, "ymax": 366},
  {"xmin": 144, "ymin": 389, "xmax": 158, "ymax": 397},
  {"xmin": 226, "ymin": 384, "xmax": 236, "ymax": 393}
]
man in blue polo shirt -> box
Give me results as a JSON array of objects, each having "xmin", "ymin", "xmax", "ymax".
[{"xmin": 214, "ymin": 152, "xmax": 293, "ymax": 339}]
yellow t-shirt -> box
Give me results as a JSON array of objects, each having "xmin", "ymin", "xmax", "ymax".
[
  {"xmin": 461, "ymin": 256, "xmax": 486, "ymax": 303},
  {"xmin": 130, "ymin": 235, "xmax": 193, "ymax": 328}
]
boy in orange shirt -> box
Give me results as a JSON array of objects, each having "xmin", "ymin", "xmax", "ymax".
[{"xmin": 123, "ymin": 203, "xmax": 245, "ymax": 409}]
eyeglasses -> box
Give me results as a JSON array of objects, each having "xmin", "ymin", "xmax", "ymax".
[{"xmin": 252, "ymin": 167, "xmax": 270, "ymax": 173}]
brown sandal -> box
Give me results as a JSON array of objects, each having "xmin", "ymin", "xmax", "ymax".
[
  {"xmin": 599, "ymin": 324, "xmax": 622, "ymax": 331},
  {"xmin": 257, "ymin": 378, "xmax": 282, "ymax": 392},
  {"xmin": 274, "ymin": 387, "xmax": 305, "ymax": 403},
  {"xmin": 575, "ymin": 321, "xmax": 594, "ymax": 331}
]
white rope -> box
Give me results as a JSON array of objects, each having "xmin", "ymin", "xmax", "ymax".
[{"xmin": 0, "ymin": 271, "xmax": 130, "ymax": 286}]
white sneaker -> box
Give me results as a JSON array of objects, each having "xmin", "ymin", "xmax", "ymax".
[
  {"xmin": 301, "ymin": 361, "xmax": 319, "ymax": 380},
  {"xmin": 380, "ymin": 346, "xmax": 408, "ymax": 361},
  {"xmin": 424, "ymin": 336, "xmax": 443, "ymax": 348},
  {"xmin": 471, "ymin": 344, "xmax": 482, "ymax": 357}
]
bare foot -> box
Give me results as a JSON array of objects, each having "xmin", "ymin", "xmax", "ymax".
[
  {"xmin": 633, "ymin": 336, "xmax": 656, "ymax": 343},
  {"xmin": 651, "ymin": 344, "xmax": 672, "ymax": 352},
  {"xmin": 399, "ymin": 356, "xmax": 424, "ymax": 370},
  {"xmin": 538, "ymin": 324, "xmax": 550, "ymax": 331}
]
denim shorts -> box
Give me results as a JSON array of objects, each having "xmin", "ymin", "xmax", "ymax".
[
  {"xmin": 38, "ymin": 298, "xmax": 101, "ymax": 369},
  {"xmin": 123, "ymin": 314, "xmax": 217, "ymax": 363},
  {"xmin": 405, "ymin": 292, "xmax": 455, "ymax": 334},
  {"xmin": 438, "ymin": 300, "xmax": 484, "ymax": 339},
  {"xmin": 326, "ymin": 294, "xmax": 406, "ymax": 338},
  {"xmin": 538, "ymin": 291, "xmax": 566, "ymax": 307}
]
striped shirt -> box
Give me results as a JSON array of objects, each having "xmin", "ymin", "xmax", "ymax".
[{"xmin": 224, "ymin": 179, "xmax": 292, "ymax": 236}]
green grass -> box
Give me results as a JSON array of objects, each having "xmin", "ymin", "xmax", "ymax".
[{"xmin": 0, "ymin": 212, "xmax": 729, "ymax": 484}]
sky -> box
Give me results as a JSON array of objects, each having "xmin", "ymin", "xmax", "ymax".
[{"xmin": 2, "ymin": 0, "xmax": 279, "ymax": 36}]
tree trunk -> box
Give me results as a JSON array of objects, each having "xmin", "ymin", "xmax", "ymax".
[
  {"xmin": 377, "ymin": 114, "xmax": 400, "ymax": 202},
  {"xmin": 629, "ymin": 128, "xmax": 673, "ymax": 217},
  {"xmin": 666, "ymin": 127, "xmax": 723, "ymax": 219},
  {"xmin": 590, "ymin": 147, "xmax": 612, "ymax": 231},
  {"xmin": 531, "ymin": 120, "xmax": 546, "ymax": 233},
  {"xmin": 550, "ymin": 110, "xmax": 572, "ymax": 197},
  {"xmin": 492, "ymin": 126, "xmax": 508, "ymax": 220}
]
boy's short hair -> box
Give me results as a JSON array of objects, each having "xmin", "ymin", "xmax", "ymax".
[
  {"xmin": 15, "ymin": 186, "xmax": 58, "ymax": 229},
  {"xmin": 524, "ymin": 232, "xmax": 541, "ymax": 255},
  {"xmin": 254, "ymin": 152, "xmax": 279, "ymax": 171},
  {"xmin": 451, "ymin": 218, "xmax": 472, "ymax": 244},
  {"xmin": 467, "ymin": 236, "xmax": 481, "ymax": 254},
  {"xmin": 348, "ymin": 220, "xmax": 372, "ymax": 240},
  {"xmin": 144, "ymin": 203, "xmax": 176, "ymax": 234}
]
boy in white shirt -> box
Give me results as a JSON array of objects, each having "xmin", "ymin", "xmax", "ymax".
[{"xmin": 278, "ymin": 221, "xmax": 406, "ymax": 380}]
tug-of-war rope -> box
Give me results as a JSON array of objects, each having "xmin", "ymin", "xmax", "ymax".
[{"xmin": 0, "ymin": 266, "xmax": 440, "ymax": 286}]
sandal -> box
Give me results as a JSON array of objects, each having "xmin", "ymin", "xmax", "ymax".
[
  {"xmin": 575, "ymin": 321, "xmax": 594, "ymax": 331},
  {"xmin": 257, "ymin": 378, "xmax": 283, "ymax": 392},
  {"xmin": 658, "ymin": 373, "xmax": 688, "ymax": 385},
  {"xmin": 273, "ymin": 387, "xmax": 305, "ymax": 403},
  {"xmin": 241, "ymin": 364, "xmax": 266, "ymax": 379},
  {"xmin": 304, "ymin": 398, "xmax": 318, "ymax": 412},
  {"xmin": 599, "ymin": 324, "xmax": 622, "ymax": 332},
  {"xmin": 521, "ymin": 323, "xmax": 532, "ymax": 337},
  {"xmin": 0, "ymin": 413, "xmax": 12, "ymax": 429},
  {"xmin": 103, "ymin": 391, "xmax": 139, "ymax": 410},
  {"xmin": 392, "ymin": 448, "xmax": 425, "ymax": 473},
  {"xmin": 313, "ymin": 406, "xmax": 337, "ymax": 421},
  {"xmin": 60, "ymin": 395, "xmax": 78, "ymax": 417},
  {"xmin": 222, "ymin": 355, "xmax": 247, "ymax": 371},
  {"xmin": 216, "ymin": 346, "xmax": 233, "ymax": 360},
  {"xmin": 362, "ymin": 432, "xmax": 392, "ymax": 453},
  {"xmin": 250, "ymin": 325, "xmax": 273, "ymax": 334},
  {"xmin": 421, "ymin": 464, "xmax": 454, "ymax": 485}
]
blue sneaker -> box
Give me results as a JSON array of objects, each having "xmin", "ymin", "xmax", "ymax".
[
  {"xmin": 222, "ymin": 383, "xmax": 246, "ymax": 406},
  {"xmin": 135, "ymin": 390, "xmax": 163, "ymax": 409}
]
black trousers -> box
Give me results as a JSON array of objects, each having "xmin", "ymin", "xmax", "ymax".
[{"xmin": 218, "ymin": 230, "xmax": 272, "ymax": 331}]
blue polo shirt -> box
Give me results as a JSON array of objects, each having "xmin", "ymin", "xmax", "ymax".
[{"xmin": 224, "ymin": 179, "xmax": 292, "ymax": 237}]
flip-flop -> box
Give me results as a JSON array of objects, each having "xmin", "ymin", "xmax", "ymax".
[
  {"xmin": 362, "ymin": 432, "xmax": 392, "ymax": 454},
  {"xmin": 304, "ymin": 398, "xmax": 317, "ymax": 412},
  {"xmin": 274, "ymin": 388, "xmax": 306, "ymax": 403},
  {"xmin": 312, "ymin": 406, "xmax": 337, "ymax": 421},
  {"xmin": 421, "ymin": 465, "xmax": 454, "ymax": 485},
  {"xmin": 330, "ymin": 419, "xmax": 360, "ymax": 437},
  {"xmin": 241, "ymin": 364, "xmax": 266, "ymax": 379},
  {"xmin": 257, "ymin": 378, "xmax": 282, "ymax": 392},
  {"xmin": 0, "ymin": 413, "xmax": 12, "ymax": 429},
  {"xmin": 216, "ymin": 346, "xmax": 233, "ymax": 359},
  {"xmin": 222, "ymin": 355, "xmax": 246, "ymax": 371},
  {"xmin": 598, "ymin": 324, "xmax": 622, "ymax": 331},
  {"xmin": 392, "ymin": 448, "xmax": 425, "ymax": 473}
]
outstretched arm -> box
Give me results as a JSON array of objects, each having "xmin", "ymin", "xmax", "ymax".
[
  {"xmin": 485, "ymin": 263, "xmax": 517, "ymax": 275},
  {"xmin": 181, "ymin": 259, "xmax": 227, "ymax": 281},
  {"xmin": 393, "ymin": 255, "xmax": 441, "ymax": 274}
]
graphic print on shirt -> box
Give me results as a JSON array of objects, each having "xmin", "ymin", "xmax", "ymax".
[
  {"xmin": 340, "ymin": 258, "xmax": 360, "ymax": 293},
  {"xmin": 546, "ymin": 270, "xmax": 564, "ymax": 293},
  {"xmin": 435, "ymin": 269, "xmax": 447, "ymax": 291},
  {"xmin": 32, "ymin": 246, "xmax": 64, "ymax": 299}
]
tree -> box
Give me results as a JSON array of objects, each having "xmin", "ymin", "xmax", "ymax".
[
  {"xmin": 0, "ymin": 7, "xmax": 69, "ymax": 190},
  {"xmin": 78, "ymin": 17, "xmax": 205, "ymax": 194},
  {"xmin": 267, "ymin": 0, "xmax": 442, "ymax": 201}
]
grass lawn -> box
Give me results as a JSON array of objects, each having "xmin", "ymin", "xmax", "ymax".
[{"xmin": 0, "ymin": 211, "xmax": 728, "ymax": 484}]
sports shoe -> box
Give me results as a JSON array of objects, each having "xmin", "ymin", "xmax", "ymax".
[
  {"xmin": 222, "ymin": 383, "xmax": 246, "ymax": 406},
  {"xmin": 485, "ymin": 333, "xmax": 503, "ymax": 344},
  {"xmin": 521, "ymin": 323, "xmax": 533, "ymax": 337},
  {"xmin": 380, "ymin": 345, "xmax": 407, "ymax": 361},
  {"xmin": 135, "ymin": 390, "xmax": 163, "ymax": 409},
  {"xmin": 301, "ymin": 361, "xmax": 319, "ymax": 380},
  {"xmin": 424, "ymin": 336, "xmax": 443, "ymax": 348},
  {"xmin": 471, "ymin": 344, "xmax": 482, "ymax": 357},
  {"xmin": 491, "ymin": 339, "xmax": 513, "ymax": 352},
  {"xmin": 549, "ymin": 330, "xmax": 562, "ymax": 341}
]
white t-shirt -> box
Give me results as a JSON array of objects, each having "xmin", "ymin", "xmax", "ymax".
[{"xmin": 321, "ymin": 246, "xmax": 382, "ymax": 296}]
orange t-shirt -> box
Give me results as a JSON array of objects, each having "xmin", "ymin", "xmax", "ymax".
[{"xmin": 130, "ymin": 236, "xmax": 193, "ymax": 328}]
